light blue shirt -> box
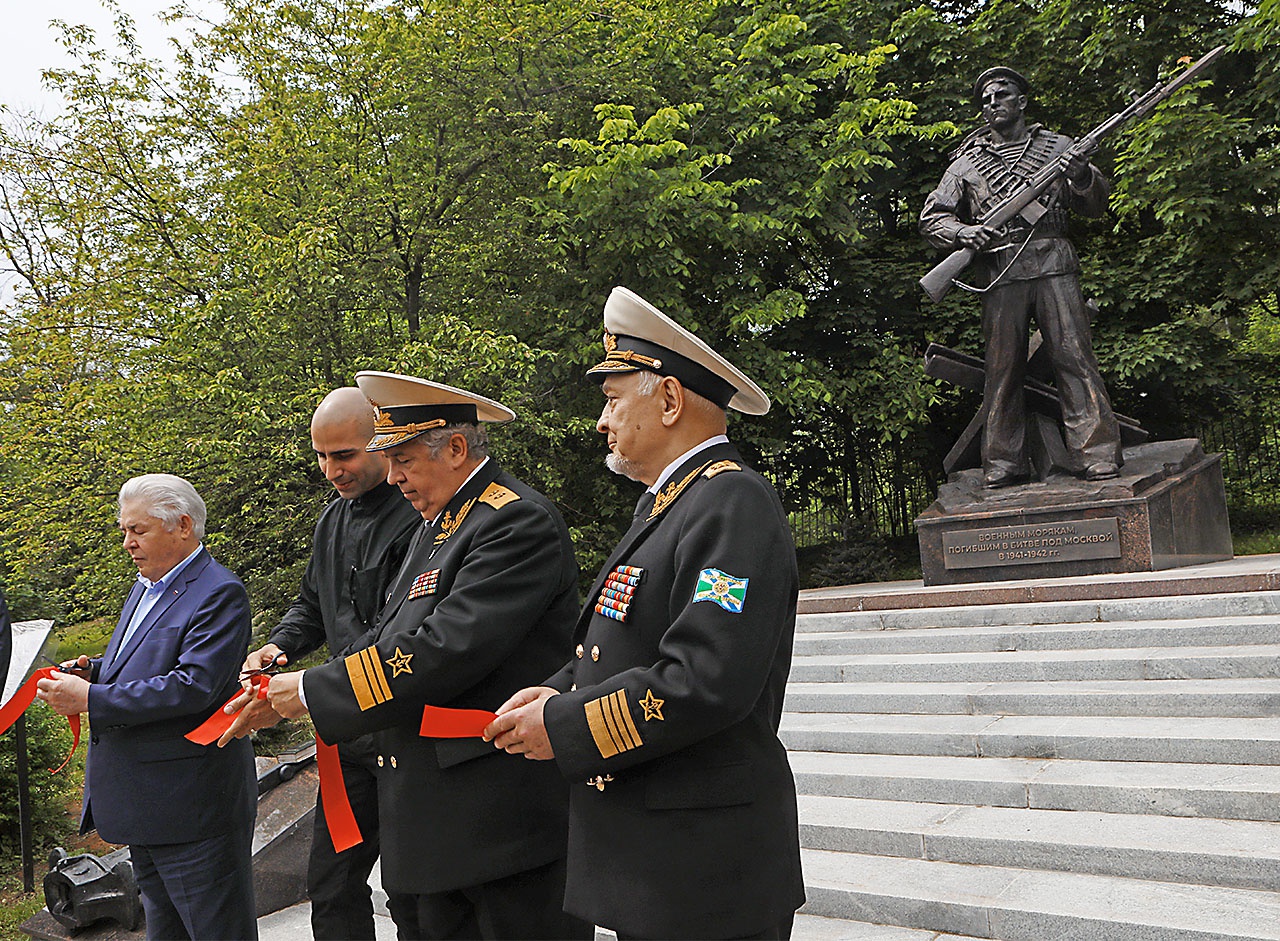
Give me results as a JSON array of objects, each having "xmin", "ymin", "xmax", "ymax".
[{"xmin": 113, "ymin": 544, "xmax": 204, "ymax": 663}]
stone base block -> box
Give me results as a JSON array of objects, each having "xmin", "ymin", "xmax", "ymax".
[{"xmin": 915, "ymin": 439, "xmax": 1233, "ymax": 586}]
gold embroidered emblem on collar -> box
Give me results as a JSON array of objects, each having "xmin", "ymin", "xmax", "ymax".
[
  {"xmin": 639, "ymin": 689, "xmax": 664, "ymax": 721},
  {"xmin": 433, "ymin": 497, "xmax": 477, "ymax": 551},
  {"xmin": 585, "ymin": 689, "xmax": 643, "ymax": 759},
  {"xmin": 478, "ymin": 482, "xmax": 520, "ymax": 509},
  {"xmin": 703, "ymin": 460, "xmax": 741, "ymax": 478},
  {"xmin": 386, "ymin": 647, "xmax": 414, "ymax": 677},
  {"xmin": 648, "ymin": 460, "xmax": 713, "ymax": 520}
]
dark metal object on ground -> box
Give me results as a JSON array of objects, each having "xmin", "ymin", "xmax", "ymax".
[
  {"xmin": 924, "ymin": 341, "xmax": 1149, "ymax": 477},
  {"xmin": 43, "ymin": 847, "xmax": 141, "ymax": 932},
  {"xmin": 256, "ymin": 740, "xmax": 316, "ymax": 796}
]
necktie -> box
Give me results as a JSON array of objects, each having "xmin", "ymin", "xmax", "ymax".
[{"xmin": 634, "ymin": 490, "xmax": 656, "ymax": 520}]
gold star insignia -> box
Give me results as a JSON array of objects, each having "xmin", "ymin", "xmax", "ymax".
[
  {"xmin": 386, "ymin": 647, "xmax": 414, "ymax": 677},
  {"xmin": 639, "ymin": 689, "xmax": 664, "ymax": 722}
]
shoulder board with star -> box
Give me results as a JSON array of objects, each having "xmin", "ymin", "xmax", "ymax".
[
  {"xmin": 478, "ymin": 482, "xmax": 520, "ymax": 509},
  {"xmin": 702, "ymin": 461, "xmax": 741, "ymax": 479}
]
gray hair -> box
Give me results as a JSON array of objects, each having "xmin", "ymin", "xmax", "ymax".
[
  {"xmin": 418, "ymin": 423, "xmax": 490, "ymax": 460},
  {"xmin": 118, "ymin": 474, "xmax": 207, "ymax": 540},
  {"xmin": 633, "ymin": 370, "xmax": 724, "ymax": 421}
]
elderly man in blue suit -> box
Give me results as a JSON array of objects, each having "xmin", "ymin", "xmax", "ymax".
[{"xmin": 38, "ymin": 473, "xmax": 257, "ymax": 941}]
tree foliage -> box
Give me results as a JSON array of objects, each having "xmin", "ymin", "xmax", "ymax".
[{"xmin": 0, "ymin": 0, "xmax": 1276, "ymax": 625}]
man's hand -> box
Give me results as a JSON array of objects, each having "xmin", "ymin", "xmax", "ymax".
[
  {"xmin": 957, "ymin": 224, "xmax": 997, "ymax": 250},
  {"xmin": 265, "ymin": 671, "xmax": 309, "ymax": 719},
  {"xmin": 241, "ymin": 644, "xmax": 287, "ymax": 686},
  {"xmin": 36, "ymin": 671, "xmax": 90, "ymax": 716},
  {"xmin": 484, "ymin": 686, "xmax": 559, "ymax": 760},
  {"xmin": 216, "ymin": 692, "xmax": 285, "ymax": 747},
  {"xmin": 58, "ymin": 655, "xmax": 92, "ymax": 680}
]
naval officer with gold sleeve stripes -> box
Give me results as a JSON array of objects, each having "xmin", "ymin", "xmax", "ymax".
[
  {"xmin": 486, "ymin": 288, "xmax": 805, "ymax": 940},
  {"xmin": 263, "ymin": 371, "xmax": 590, "ymax": 941}
]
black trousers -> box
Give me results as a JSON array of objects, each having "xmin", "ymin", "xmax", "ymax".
[
  {"xmin": 393, "ymin": 856, "xmax": 592, "ymax": 941},
  {"xmin": 309, "ymin": 737, "xmax": 412, "ymax": 940}
]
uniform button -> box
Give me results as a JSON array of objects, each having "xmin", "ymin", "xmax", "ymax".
[
  {"xmin": 591, "ymin": 645, "xmax": 600, "ymax": 662},
  {"xmin": 377, "ymin": 756, "xmax": 384, "ymax": 767},
  {"xmin": 90, "ymin": 735, "xmax": 99, "ymax": 746},
  {"xmin": 570, "ymin": 684, "xmax": 577, "ymax": 691},
  {"xmin": 390, "ymin": 756, "xmax": 397, "ymax": 769},
  {"xmin": 576, "ymin": 644, "xmax": 584, "ymax": 659}
]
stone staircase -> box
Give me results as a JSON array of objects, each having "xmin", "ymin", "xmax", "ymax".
[{"xmin": 782, "ymin": 589, "xmax": 1280, "ymax": 940}]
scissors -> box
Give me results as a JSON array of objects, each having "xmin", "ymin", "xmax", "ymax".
[{"xmin": 239, "ymin": 652, "xmax": 288, "ymax": 680}]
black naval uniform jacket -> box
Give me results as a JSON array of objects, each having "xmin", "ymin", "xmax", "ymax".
[
  {"xmin": 542, "ymin": 441, "xmax": 806, "ymax": 939},
  {"xmin": 268, "ymin": 481, "xmax": 421, "ymax": 662},
  {"xmin": 304, "ymin": 460, "xmax": 580, "ymax": 896}
]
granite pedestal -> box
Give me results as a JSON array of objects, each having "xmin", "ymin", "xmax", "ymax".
[{"xmin": 916, "ymin": 439, "xmax": 1233, "ymax": 586}]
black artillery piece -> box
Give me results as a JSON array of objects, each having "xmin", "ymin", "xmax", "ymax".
[{"xmin": 925, "ymin": 333, "xmax": 1149, "ymax": 481}]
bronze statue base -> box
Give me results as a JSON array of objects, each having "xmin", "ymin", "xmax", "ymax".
[{"xmin": 916, "ymin": 439, "xmax": 1233, "ymax": 586}]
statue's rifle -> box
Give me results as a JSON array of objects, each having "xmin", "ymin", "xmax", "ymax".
[{"xmin": 919, "ymin": 44, "xmax": 1226, "ymax": 303}]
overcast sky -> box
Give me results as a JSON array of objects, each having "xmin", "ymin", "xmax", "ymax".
[{"xmin": 2, "ymin": 1, "xmax": 219, "ymax": 116}]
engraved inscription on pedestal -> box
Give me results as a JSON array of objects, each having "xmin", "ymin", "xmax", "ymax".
[{"xmin": 943, "ymin": 518, "xmax": 1121, "ymax": 569}]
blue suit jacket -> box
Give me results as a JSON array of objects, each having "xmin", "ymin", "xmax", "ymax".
[{"xmin": 83, "ymin": 548, "xmax": 256, "ymax": 846}]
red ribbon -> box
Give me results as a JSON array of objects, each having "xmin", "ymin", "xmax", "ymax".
[
  {"xmin": 419, "ymin": 704, "xmax": 497, "ymax": 739},
  {"xmin": 184, "ymin": 675, "xmax": 363, "ymax": 853},
  {"xmin": 184, "ymin": 674, "xmax": 271, "ymax": 746},
  {"xmin": 0, "ymin": 667, "xmax": 82, "ymax": 774},
  {"xmin": 314, "ymin": 734, "xmax": 362, "ymax": 852}
]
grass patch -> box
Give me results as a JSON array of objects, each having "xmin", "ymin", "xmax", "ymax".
[
  {"xmin": 0, "ymin": 870, "xmax": 46, "ymax": 941},
  {"xmin": 50, "ymin": 619, "xmax": 114, "ymax": 663}
]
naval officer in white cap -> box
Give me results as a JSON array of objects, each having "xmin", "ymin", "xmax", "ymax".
[
  {"xmin": 261, "ymin": 372, "xmax": 591, "ymax": 941},
  {"xmin": 487, "ymin": 288, "xmax": 805, "ymax": 939}
]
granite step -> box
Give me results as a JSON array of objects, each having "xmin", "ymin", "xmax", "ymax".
[
  {"xmin": 779, "ymin": 712, "xmax": 1280, "ymax": 764},
  {"xmin": 792, "ymin": 616, "xmax": 1280, "ymax": 656},
  {"xmin": 789, "ymin": 751, "xmax": 1280, "ymax": 821},
  {"xmin": 795, "ymin": 590, "xmax": 1280, "ymax": 633},
  {"xmin": 798, "ymin": 794, "xmax": 1280, "ymax": 891},
  {"xmin": 792, "ymin": 914, "xmax": 975, "ymax": 939},
  {"xmin": 788, "ymin": 645, "xmax": 1280, "ymax": 683},
  {"xmin": 801, "ymin": 848, "xmax": 1280, "ymax": 940},
  {"xmin": 784, "ymin": 678, "xmax": 1280, "ymax": 717}
]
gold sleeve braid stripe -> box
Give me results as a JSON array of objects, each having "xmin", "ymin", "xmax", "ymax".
[
  {"xmin": 584, "ymin": 689, "xmax": 643, "ymax": 759},
  {"xmin": 344, "ymin": 647, "xmax": 393, "ymax": 712}
]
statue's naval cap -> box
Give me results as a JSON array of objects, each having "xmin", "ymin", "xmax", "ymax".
[
  {"xmin": 973, "ymin": 66, "xmax": 1031, "ymax": 102},
  {"xmin": 586, "ymin": 287, "xmax": 770, "ymax": 415},
  {"xmin": 355, "ymin": 370, "xmax": 514, "ymax": 451}
]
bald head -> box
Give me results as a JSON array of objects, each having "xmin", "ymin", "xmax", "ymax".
[
  {"xmin": 311, "ymin": 387, "xmax": 388, "ymax": 500},
  {"xmin": 312, "ymin": 386, "xmax": 376, "ymax": 436}
]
